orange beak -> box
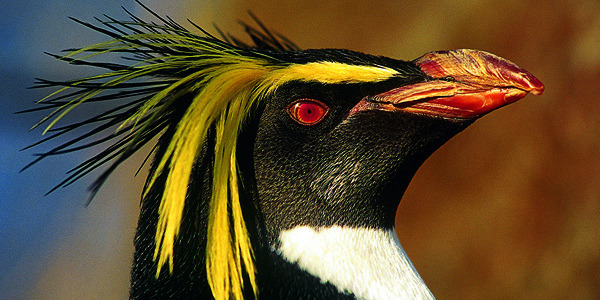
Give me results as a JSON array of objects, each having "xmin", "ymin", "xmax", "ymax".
[{"xmin": 369, "ymin": 49, "xmax": 544, "ymax": 119}]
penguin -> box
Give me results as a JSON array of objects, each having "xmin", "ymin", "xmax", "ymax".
[{"xmin": 26, "ymin": 3, "xmax": 544, "ymax": 299}]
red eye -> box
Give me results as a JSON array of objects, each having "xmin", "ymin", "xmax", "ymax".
[{"xmin": 287, "ymin": 99, "xmax": 329, "ymax": 125}]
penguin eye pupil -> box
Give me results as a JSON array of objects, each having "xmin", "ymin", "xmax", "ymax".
[{"xmin": 287, "ymin": 99, "xmax": 329, "ymax": 125}]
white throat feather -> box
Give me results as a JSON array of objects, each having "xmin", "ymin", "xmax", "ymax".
[{"xmin": 275, "ymin": 226, "xmax": 435, "ymax": 300}]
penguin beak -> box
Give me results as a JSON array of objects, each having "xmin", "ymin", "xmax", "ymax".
[{"xmin": 353, "ymin": 49, "xmax": 545, "ymax": 119}]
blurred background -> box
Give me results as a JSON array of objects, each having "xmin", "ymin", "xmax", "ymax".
[{"xmin": 1, "ymin": 0, "xmax": 598, "ymax": 299}]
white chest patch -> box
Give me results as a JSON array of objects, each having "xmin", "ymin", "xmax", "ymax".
[{"xmin": 275, "ymin": 226, "xmax": 435, "ymax": 300}]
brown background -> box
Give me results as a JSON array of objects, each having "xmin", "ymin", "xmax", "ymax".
[{"xmin": 23, "ymin": 0, "xmax": 600, "ymax": 298}]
